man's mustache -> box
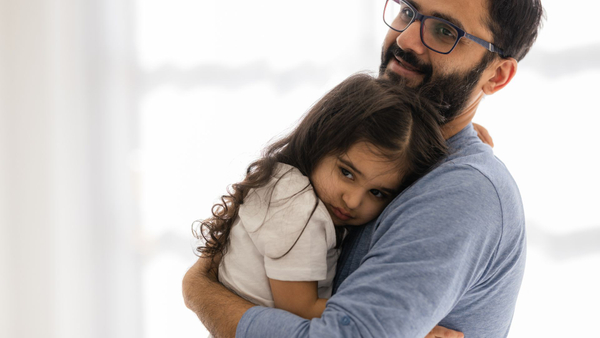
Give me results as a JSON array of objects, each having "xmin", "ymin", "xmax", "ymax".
[{"xmin": 385, "ymin": 44, "xmax": 433, "ymax": 79}]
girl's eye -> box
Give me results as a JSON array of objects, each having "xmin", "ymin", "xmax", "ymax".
[
  {"xmin": 340, "ymin": 167, "xmax": 354, "ymax": 179},
  {"xmin": 370, "ymin": 189, "xmax": 385, "ymax": 199}
]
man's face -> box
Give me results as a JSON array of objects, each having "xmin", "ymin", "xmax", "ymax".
[{"xmin": 379, "ymin": 0, "xmax": 495, "ymax": 120}]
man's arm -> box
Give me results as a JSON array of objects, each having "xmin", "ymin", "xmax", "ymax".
[
  {"xmin": 183, "ymin": 247, "xmax": 466, "ymax": 338},
  {"xmin": 184, "ymin": 262, "xmax": 464, "ymax": 338},
  {"xmin": 182, "ymin": 256, "xmax": 254, "ymax": 338},
  {"xmin": 184, "ymin": 168, "xmax": 515, "ymax": 337}
]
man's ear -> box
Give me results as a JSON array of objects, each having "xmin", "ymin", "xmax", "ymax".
[{"xmin": 482, "ymin": 57, "xmax": 518, "ymax": 95}]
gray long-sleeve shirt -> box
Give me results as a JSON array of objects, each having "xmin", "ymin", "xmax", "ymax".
[{"xmin": 236, "ymin": 124, "xmax": 526, "ymax": 337}]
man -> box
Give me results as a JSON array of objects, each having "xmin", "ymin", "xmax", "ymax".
[{"xmin": 183, "ymin": 0, "xmax": 544, "ymax": 336}]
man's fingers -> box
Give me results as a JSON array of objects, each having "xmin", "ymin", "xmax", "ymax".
[
  {"xmin": 426, "ymin": 325, "xmax": 465, "ymax": 338},
  {"xmin": 473, "ymin": 122, "xmax": 494, "ymax": 148}
]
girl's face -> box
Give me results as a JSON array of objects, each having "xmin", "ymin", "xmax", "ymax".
[{"xmin": 310, "ymin": 142, "xmax": 403, "ymax": 226}]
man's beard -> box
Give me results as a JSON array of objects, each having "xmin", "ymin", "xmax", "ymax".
[{"xmin": 379, "ymin": 44, "xmax": 490, "ymax": 121}]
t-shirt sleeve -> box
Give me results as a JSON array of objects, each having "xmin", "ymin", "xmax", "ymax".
[{"xmin": 238, "ymin": 167, "xmax": 336, "ymax": 282}]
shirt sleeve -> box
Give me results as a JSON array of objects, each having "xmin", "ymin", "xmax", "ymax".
[
  {"xmin": 239, "ymin": 165, "xmax": 337, "ymax": 282},
  {"xmin": 237, "ymin": 166, "xmax": 507, "ymax": 338}
]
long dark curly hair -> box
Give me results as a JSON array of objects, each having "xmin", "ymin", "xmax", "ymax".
[{"xmin": 193, "ymin": 73, "xmax": 447, "ymax": 260}]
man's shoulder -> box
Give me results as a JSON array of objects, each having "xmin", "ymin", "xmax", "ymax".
[
  {"xmin": 409, "ymin": 139, "xmax": 522, "ymax": 211},
  {"xmin": 380, "ymin": 142, "xmax": 524, "ymax": 244},
  {"xmin": 403, "ymin": 158, "xmax": 513, "ymax": 208}
]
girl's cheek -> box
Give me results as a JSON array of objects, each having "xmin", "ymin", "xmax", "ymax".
[{"xmin": 328, "ymin": 177, "xmax": 340, "ymax": 194}]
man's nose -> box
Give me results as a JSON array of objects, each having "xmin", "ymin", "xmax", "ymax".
[{"xmin": 396, "ymin": 20, "xmax": 426, "ymax": 55}]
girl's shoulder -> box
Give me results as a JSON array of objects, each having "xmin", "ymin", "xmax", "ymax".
[
  {"xmin": 267, "ymin": 163, "xmax": 313, "ymax": 203},
  {"xmin": 238, "ymin": 163, "xmax": 334, "ymax": 258},
  {"xmin": 241, "ymin": 163, "xmax": 315, "ymax": 223}
]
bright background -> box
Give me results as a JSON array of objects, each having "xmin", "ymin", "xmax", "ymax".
[{"xmin": 1, "ymin": 0, "xmax": 598, "ymax": 337}]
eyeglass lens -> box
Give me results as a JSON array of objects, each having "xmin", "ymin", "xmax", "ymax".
[{"xmin": 384, "ymin": 0, "xmax": 459, "ymax": 53}]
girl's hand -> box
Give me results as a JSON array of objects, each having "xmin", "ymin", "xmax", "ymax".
[
  {"xmin": 473, "ymin": 123, "xmax": 494, "ymax": 148},
  {"xmin": 425, "ymin": 325, "xmax": 464, "ymax": 338}
]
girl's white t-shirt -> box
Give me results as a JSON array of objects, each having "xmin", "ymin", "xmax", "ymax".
[{"xmin": 218, "ymin": 163, "xmax": 339, "ymax": 307}]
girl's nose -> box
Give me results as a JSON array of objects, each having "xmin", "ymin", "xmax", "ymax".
[
  {"xmin": 342, "ymin": 189, "xmax": 363, "ymax": 210},
  {"xmin": 396, "ymin": 20, "xmax": 426, "ymax": 55}
]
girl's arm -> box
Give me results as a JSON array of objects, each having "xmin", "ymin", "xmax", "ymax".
[{"xmin": 268, "ymin": 278, "xmax": 327, "ymax": 319}]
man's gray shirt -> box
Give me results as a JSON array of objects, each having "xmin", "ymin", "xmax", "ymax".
[{"xmin": 236, "ymin": 124, "xmax": 526, "ymax": 337}]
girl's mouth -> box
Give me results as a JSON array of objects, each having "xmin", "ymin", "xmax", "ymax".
[{"xmin": 332, "ymin": 206, "xmax": 352, "ymax": 221}]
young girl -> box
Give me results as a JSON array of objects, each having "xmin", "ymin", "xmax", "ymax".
[{"xmin": 193, "ymin": 73, "xmax": 447, "ymax": 320}]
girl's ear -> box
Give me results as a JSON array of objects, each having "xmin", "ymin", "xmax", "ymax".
[{"xmin": 482, "ymin": 57, "xmax": 518, "ymax": 95}]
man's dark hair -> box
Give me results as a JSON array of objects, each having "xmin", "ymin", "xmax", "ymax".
[{"xmin": 486, "ymin": 0, "xmax": 545, "ymax": 61}]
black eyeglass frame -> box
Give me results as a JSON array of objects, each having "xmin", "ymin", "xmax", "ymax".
[{"xmin": 383, "ymin": 0, "xmax": 506, "ymax": 57}]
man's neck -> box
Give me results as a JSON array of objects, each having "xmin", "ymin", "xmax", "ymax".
[{"xmin": 441, "ymin": 91, "xmax": 483, "ymax": 140}]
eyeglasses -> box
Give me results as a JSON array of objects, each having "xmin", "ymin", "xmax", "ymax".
[{"xmin": 383, "ymin": 0, "xmax": 505, "ymax": 57}]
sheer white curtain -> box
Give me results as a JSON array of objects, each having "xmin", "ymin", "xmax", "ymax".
[{"xmin": 0, "ymin": 1, "xmax": 141, "ymax": 337}]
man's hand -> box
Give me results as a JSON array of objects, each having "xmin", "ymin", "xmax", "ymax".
[
  {"xmin": 182, "ymin": 254, "xmax": 253, "ymax": 338},
  {"xmin": 425, "ymin": 325, "xmax": 465, "ymax": 338},
  {"xmin": 473, "ymin": 123, "xmax": 494, "ymax": 148}
]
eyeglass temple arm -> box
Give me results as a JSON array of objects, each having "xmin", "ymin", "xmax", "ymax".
[{"xmin": 465, "ymin": 33, "xmax": 505, "ymax": 57}]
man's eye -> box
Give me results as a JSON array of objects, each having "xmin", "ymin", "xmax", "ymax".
[
  {"xmin": 400, "ymin": 8, "xmax": 414, "ymax": 21},
  {"xmin": 440, "ymin": 27, "xmax": 455, "ymax": 37},
  {"xmin": 430, "ymin": 22, "xmax": 457, "ymax": 42},
  {"xmin": 340, "ymin": 167, "xmax": 353, "ymax": 179},
  {"xmin": 370, "ymin": 189, "xmax": 385, "ymax": 199}
]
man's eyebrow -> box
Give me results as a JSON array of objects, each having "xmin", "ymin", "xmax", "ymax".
[
  {"xmin": 408, "ymin": 0, "xmax": 421, "ymax": 11},
  {"xmin": 432, "ymin": 11, "xmax": 466, "ymax": 32},
  {"xmin": 409, "ymin": 0, "xmax": 466, "ymax": 32},
  {"xmin": 339, "ymin": 157, "xmax": 363, "ymax": 177}
]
